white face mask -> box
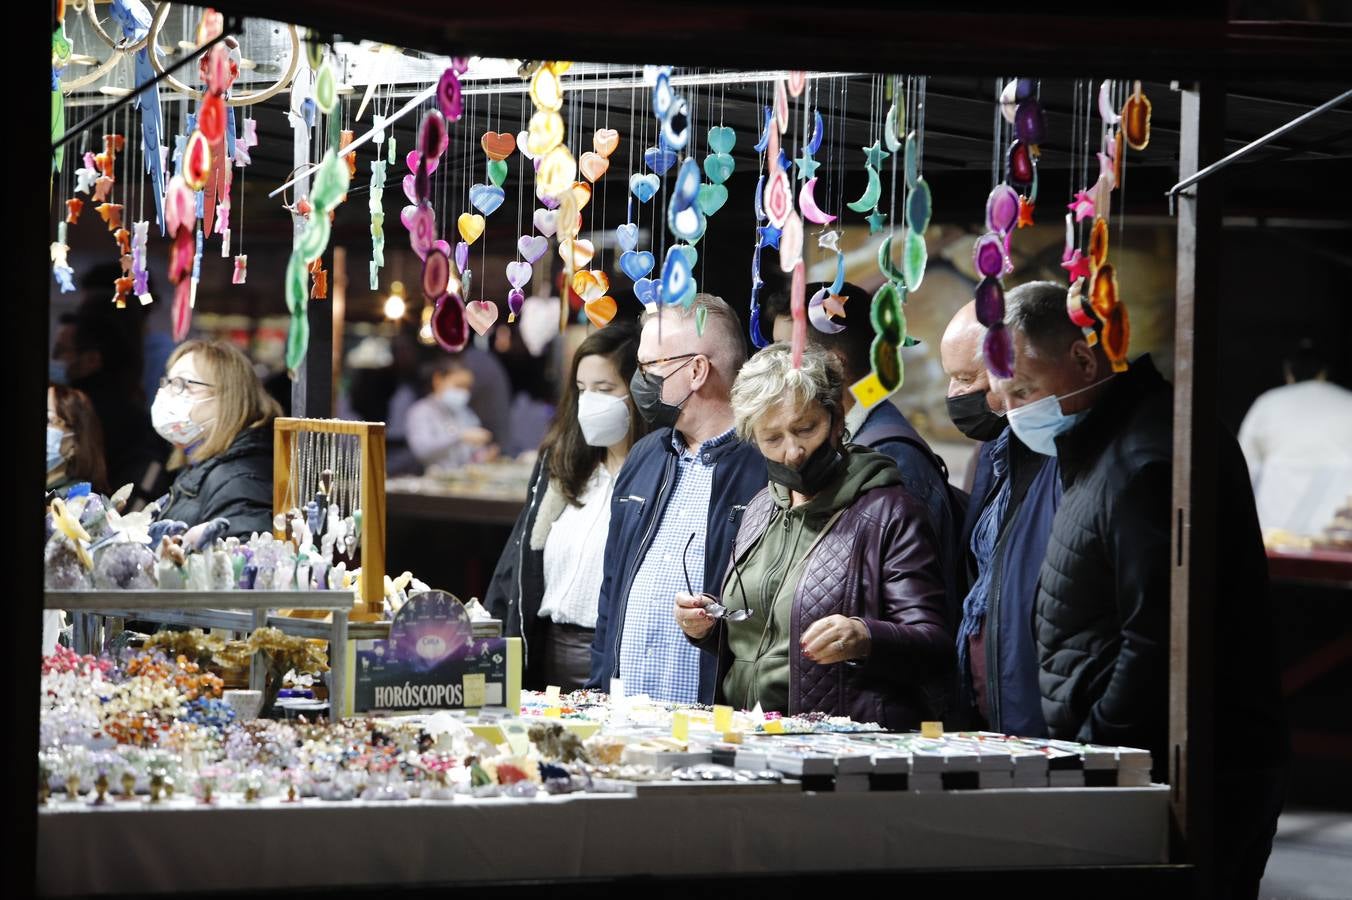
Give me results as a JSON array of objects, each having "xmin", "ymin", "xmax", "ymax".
[
  {"xmin": 1005, "ymin": 380, "xmax": 1099, "ymax": 456},
  {"xmin": 152, "ymin": 389, "xmax": 212, "ymax": 447},
  {"xmin": 577, "ymin": 390, "xmax": 631, "ymax": 448},
  {"xmin": 46, "ymin": 426, "xmax": 68, "ymax": 473},
  {"xmin": 438, "ymin": 386, "xmax": 471, "ymax": 411}
]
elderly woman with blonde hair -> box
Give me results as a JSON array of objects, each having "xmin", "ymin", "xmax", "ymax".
[{"xmin": 675, "ymin": 343, "xmax": 954, "ymax": 728}]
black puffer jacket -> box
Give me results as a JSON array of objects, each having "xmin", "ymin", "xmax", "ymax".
[
  {"xmin": 156, "ymin": 426, "xmax": 275, "ymax": 539},
  {"xmin": 1037, "ymin": 356, "xmax": 1286, "ymax": 776},
  {"xmin": 483, "ymin": 452, "xmax": 549, "ymax": 686}
]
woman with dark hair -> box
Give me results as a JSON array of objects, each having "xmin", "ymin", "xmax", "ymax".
[
  {"xmin": 485, "ymin": 321, "xmax": 649, "ymax": 689},
  {"xmin": 47, "ymin": 385, "xmax": 109, "ymax": 496}
]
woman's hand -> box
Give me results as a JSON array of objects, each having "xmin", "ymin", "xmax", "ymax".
[
  {"xmin": 674, "ymin": 592, "xmax": 717, "ymax": 641},
  {"xmin": 801, "ymin": 615, "xmax": 871, "ymax": 664}
]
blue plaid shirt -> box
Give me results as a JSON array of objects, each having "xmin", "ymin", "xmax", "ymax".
[{"xmin": 618, "ymin": 428, "xmax": 736, "ymax": 703}]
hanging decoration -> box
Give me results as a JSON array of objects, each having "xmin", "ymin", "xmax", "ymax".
[
  {"xmin": 973, "ymin": 77, "xmax": 1042, "ymax": 380},
  {"xmin": 1062, "ymin": 79, "xmax": 1148, "ymax": 373},
  {"xmin": 108, "ymin": 0, "xmax": 167, "ymax": 234},
  {"xmin": 50, "ymin": 222, "xmax": 75, "ymax": 293},
  {"xmin": 851, "ymin": 77, "xmax": 925, "ymax": 407}
]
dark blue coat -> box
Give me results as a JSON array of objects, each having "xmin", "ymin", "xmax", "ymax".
[
  {"xmin": 586, "ymin": 427, "xmax": 767, "ymax": 702},
  {"xmin": 962, "ymin": 429, "xmax": 1061, "ymax": 737}
]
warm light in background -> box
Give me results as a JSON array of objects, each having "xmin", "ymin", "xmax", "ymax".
[
  {"xmin": 418, "ymin": 303, "xmax": 435, "ymax": 345},
  {"xmin": 384, "ymin": 281, "xmax": 407, "ymax": 321}
]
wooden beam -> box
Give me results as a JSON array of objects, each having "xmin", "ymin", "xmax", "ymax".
[{"xmin": 1170, "ymin": 79, "xmax": 1224, "ymax": 894}]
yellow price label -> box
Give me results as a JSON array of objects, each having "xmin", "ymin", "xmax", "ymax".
[
  {"xmin": 462, "ymin": 673, "xmax": 486, "ymax": 708},
  {"xmin": 920, "ymin": 721, "xmax": 944, "ymax": 739},
  {"xmin": 502, "ymin": 722, "xmax": 531, "ymax": 756},
  {"xmin": 544, "ymin": 707, "xmax": 562, "ymax": 718},
  {"xmin": 713, "ymin": 705, "xmax": 733, "ymax": 733},
  {"xmin": 849, "ymin": 373, "xmax": 894, "ymax": 410},
  {"xmin": 763, "ymin": 719, "xmax": 785, "ymax": 735},
  {"xmin": 672, "ymin": 712, "xmax": 689, "ymax": 743}
]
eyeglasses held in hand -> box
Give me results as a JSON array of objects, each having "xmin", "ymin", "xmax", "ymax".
[{"xmin": 683, "ymin": 531, "xmax": 754, "ymax": 622}]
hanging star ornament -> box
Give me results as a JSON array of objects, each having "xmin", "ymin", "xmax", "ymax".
[
  {"xmin": 758, "ymin": 225, "xmax": 783, "ymax": 249},
  {"xmin": 1061, "ymin": 248, "xmax": 1092, "ymax": 282},
  {"xmin": 862, "ymin": 140, "xmax": 891, "ymax": 169},
  {"xmin": 817, "ymin": 230, "xmax": 841, "ymax": 252},
  {"xmin": 1068, "ymin": 190, "xmax": 1096, "ymax": 222},
  {"xmin": 867, "ymin": 208, "xmax": 888, "ymax": 234},
  {"xmin": 793, "ymin": 151, "xmax": 820, "ymax": 180}
]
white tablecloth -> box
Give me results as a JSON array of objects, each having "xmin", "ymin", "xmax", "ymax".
[{"xmin": 38, "ymin": 785, "xmax": 1169, "ymax": 895}]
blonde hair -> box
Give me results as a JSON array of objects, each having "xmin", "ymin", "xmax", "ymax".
[
  {"xmin": 730, "ymin": 342, "xmax": 844, "ymax": 443},
  {"xmin": 167, "ymin": 340, "xmax": 281, "ymax": 463}
]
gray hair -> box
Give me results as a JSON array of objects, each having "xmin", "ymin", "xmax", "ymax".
[
  {"xmin": 641, "ymin": 293, "xmax": 747, "ymax": 377},
  {"xmin": 1005, "ymin": 280, "xmax": 1086, "ymax": 358},
  {"xmin": 730, "ymin": 342, "xmax": 844, "ymax": 442}
]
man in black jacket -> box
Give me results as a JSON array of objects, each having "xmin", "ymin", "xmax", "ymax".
[
  {"xmin": 587, "ymin": 295, "xmax": 767, "ymax": 704},
  {"xmin": 998, "ymin": 281, "xmax": 1287, "ymax": 898}
]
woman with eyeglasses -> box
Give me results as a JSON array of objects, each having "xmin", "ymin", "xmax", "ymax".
[
  {"xmin": 674, "ymin": 343, "xmax": 954, "ymax": 728},
  {"xmin": 151, "ymin": 340, "xmax": 281, "ymax": 539},
  {"xmin": 485, "ymin": 321, "xmax": 649, "ymax": 690}
]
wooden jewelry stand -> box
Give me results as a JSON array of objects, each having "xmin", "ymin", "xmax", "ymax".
[{"xmin": 272, "ymin": 417, "xmax": 387, "ymax": 622}]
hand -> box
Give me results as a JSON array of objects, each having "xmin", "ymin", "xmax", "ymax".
[
  {"xmin": 463, "ymin": 427, "xmax": 493, "ymax": 447},
  {"xmin": 674, "ymin": 592, "xmax": 717, "ymax": 641},
  {"xmin": 801, "ymin": 615, "xmax": 870, "ymax": 665}
]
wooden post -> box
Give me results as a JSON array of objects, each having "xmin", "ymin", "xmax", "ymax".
[
  {"xmin": 1170, "ymin": 79, "xmax": 1223, "ymax": 893},
  {"xmin": 359, "ymin": 423, "xmax": 387, "ymax": 619}
]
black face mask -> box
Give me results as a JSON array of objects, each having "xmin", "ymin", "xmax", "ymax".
[
  {"xmin": 946, "ymin": 390, "xmax": 1007, "ymax": 442},
  {"xmin": 766, "ymin": 436, "xmax": 844, "ymax": 496},
  {"xmin": 629, "ymin": 357, "xmax": 696, "ymax": 429}
]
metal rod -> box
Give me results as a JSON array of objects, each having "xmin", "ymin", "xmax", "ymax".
[
  {"xmin": 1166, "ymin": 87, "xmax": 1352, "ymax": 214},
  {"xmin": 50, "ymin": 24, "xmax": 238, "ymax": 152},
  {"xmin": 268, "ymin": 69, "xmax": 864, "ymax": 199}
]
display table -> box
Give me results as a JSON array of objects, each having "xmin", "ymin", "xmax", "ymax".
[
  {"xmin": 38, "ymin": 785, "xmax": 1168, "ymax": 895},
  {"xmin": 1266, "ymin": 548, "xmax": 1352, "ymax": 589},
  {"xmin": 386, "ymin": 467, "xmax": 531, "ymax": 527},
  {"xmin": 386, "ymin": 488, "xmax": 526, "ymax": 527}
]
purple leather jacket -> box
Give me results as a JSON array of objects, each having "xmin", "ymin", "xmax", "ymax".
[{"xmin": 700, "ymin": 482, "xmax": 955, "ymax": 729}]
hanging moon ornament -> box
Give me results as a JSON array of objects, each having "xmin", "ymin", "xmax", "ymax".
[
  {"xmin": 847, "ymin": 165, "xmax": 882, "ymax": 213},
  {"xmin": 884, "ymin": 102, "xmax": 902, "ymax": 153},
  {"xmin": 798, "ymin": 178, "xmax": 836, "ymax": 225},
  {"xmin": 808, "ymin": 287, "xmax": 846, "ymax": 334}
]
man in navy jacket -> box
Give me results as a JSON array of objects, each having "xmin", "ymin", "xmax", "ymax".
[
  {"xmin": 942, "ymin": 299, "xmax": 1059, "ymax": 737},
  {"xmin": 587, "ymin": 296, "xmax": 767, "ymax": 704}
]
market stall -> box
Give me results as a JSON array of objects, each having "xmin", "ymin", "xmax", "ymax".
[{"xmin": 31, "ymin": 1, "xmax": 1352, "ymax": 895}]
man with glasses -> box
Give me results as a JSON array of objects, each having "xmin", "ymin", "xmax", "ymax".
[{"xmin": 587, "ymin": 295, "xmax": 767, "ymax": 704}]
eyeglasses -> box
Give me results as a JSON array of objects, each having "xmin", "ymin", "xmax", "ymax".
[
  {"xmin": 637, "ymin": 352, "xmax": 700, "ymax": 377},
  {"xmin": 158, "ymin": 375, "xmax": 214, "ymax": 397},
  {"xmin": 683, "ymin": 531, "xmax": 755, "ymax": 622}
]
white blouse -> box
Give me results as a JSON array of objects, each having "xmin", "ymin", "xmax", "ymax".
[{"xmin": 537, "ymin": 465, "xmax": 614, "ymax": 628}]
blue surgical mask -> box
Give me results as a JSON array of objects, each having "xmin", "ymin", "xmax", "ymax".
[
  {"xmin": 46, "ymin": 426, "xmax": 67, "ymax": 473},
  {"xmin": 1005, "ymin": 382, "xmax": 1099, "ymax": 456},
  {"xmin": 49, "ymin": 359, "xmax": 69, "ymax": 385}
]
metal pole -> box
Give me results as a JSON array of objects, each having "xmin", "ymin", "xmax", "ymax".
[{"xmin": 1167, "ymin": 87, "xmax": 1352, "ymax": 214}]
